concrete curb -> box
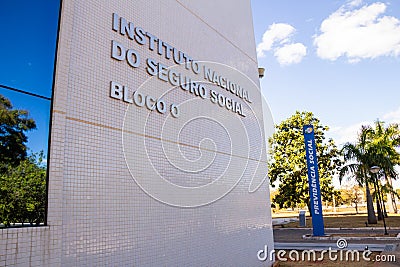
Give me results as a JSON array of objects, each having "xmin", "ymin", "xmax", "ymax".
[
  {"xmin": 274, "ymin": 227, "xmax": 400, "ymax": 231},
  {"xmin": 274, "ymin": 242, "xmax": 397, "ymax": 252},
  {"xmin": 303, "ymin": 234, "xmax": 400, "ymax": 241}
]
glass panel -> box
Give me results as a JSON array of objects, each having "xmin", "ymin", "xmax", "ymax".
[{"xmin": 0, "ymin": 1, "xmax": 60, "ymax": 227}]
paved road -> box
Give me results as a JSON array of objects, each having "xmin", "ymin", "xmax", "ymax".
[
  {"xmin": 273, "ymin": 228, "xmax": 400, "ymax": 266},
  {"xmin": 274, "ymin": 228, "xmax": 400, "ymax": 244}
]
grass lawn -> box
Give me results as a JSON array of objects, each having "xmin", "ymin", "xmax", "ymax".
[{"xmin": 279, "ymin": 213, "xmax": 400, "ymax": 229}]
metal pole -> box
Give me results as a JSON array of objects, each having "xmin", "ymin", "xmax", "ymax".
[
  {"xmin": 372, "ymin": 178, "xmax": 383, "ymax": 220},
  {"xmin": 376, "ymin": 173, "xmax": 388, "ymax": 235}
]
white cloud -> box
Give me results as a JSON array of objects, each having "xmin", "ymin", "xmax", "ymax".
[
  {"xmin": 329, "ymin": 105, "xmax": 400, "ymax": 189},
  {"xmin": 349, "ymin": 0, "xmax": 363, "ymax": 7},
  {"xmin": 329, "ymin": 121, "xmax": 370, "ymax": 146},
  {"xmin": 383, "ymin": 106, "xmax": 400, "ymax": 123},
  {"xmin": 257, "ymin": 23, "xmax": 307, "ymax": 65},
  {"xmin": 257, "ymin": 23, "xmax": 295, "ymax": 57},
  {"xmin": 329, "ymin": 106, "xmax": 400, "ymax": 146},
  {"xmin": 314, "ymin": 2, "xmax": 400, "ymax": 62},
  {"xmin": 274, "ymin": 43, "xmax": 307, "ymax": 65}
]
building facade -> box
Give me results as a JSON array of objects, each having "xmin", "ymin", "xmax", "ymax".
[{"xmin": 1, "ymin": 0, "xmax": 275, "ymax": 266}]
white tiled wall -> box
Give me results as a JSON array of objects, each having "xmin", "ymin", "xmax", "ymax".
[{"xmin": 0, "ymin": 0, "xmax": 275, "ymax": 266}]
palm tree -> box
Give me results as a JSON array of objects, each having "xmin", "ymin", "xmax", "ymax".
[
  {"xmin": 340, "ymin": 126, "xmax": 377, "ymax": 224},
  {"xmin": 340, "ymin": 121, "xmax": 400, "ymax": 223},
  {"xmin": 368, "ymin": 120, "xmax": 400, "ymax": 214}
]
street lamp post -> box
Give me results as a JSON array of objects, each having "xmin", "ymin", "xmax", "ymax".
[
  {"xmin": 258, "ymin": 67, "xmax": 265, "ymax": 79},
  {"xmin": 370, "ymin": 166, "xmax": 389, "ymax": 235}
]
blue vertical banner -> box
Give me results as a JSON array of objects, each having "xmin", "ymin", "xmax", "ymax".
[{"xmin": 303, "ymin": 125, "xmax": 325, "ymax": 236}]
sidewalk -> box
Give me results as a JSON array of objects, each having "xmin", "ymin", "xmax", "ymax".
[
  {"xmin": 274, "ymin": 228, "xmax": 400, "ymax": 266},
  {"xmin": 272, "ymin": 215, "xmax": 400, "ymax": 266},
  {"xmin": 374, "ymin": 245, "xmax": 400, "ymax": 266},
  {"xmin": 272, "ymin": 217, "xmax": 299, "ymax": 226},
  {"xmin": 274, "ymin": 228, "xmax": 400, "ymax": 244}
]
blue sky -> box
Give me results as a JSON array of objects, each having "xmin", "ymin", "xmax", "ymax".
[
  {"xmin": 0, "ymin": 1, "xmax": 60, "ymax": 155},
  {"xmin": 252, "ymin": 0, "xmax": 400, "ymax": 147}
]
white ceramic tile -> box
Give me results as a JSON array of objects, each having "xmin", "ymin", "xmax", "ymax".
[{"xmin": 1, "ymin": 0, "xmax": 274, "ymax": 266}]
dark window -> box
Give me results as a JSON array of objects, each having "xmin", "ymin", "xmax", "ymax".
[{"xmin": 0, "ymin": 1, "xmax": 60, "ymax": 227}]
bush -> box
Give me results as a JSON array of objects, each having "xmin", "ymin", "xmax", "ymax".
[{"xmin": 0, "ymin": 153, "xmax": 46, "ymax": 227}]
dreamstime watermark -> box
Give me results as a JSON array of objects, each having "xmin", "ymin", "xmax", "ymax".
[{"xmin": 257, "ymin": 238, "xmax": 397, "ymax": 263}]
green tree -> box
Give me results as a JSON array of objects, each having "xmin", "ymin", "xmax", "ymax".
[
  {"xmin": 327, "ymin": 189, "xmax": 343, "ymax": 207},
  {"xmin": 0, "ymin": 94, "xmax": 45, "ymax": 227},
  {"xmin": 0, "ymin": 94, "xmax": 36, "ymax": 169},
  {"xmin": 0, "ymin": 153, "xmax": 46, "ymax": 227},
  {"xmin": 368, "ymin": 120, "xmax": 400, "ymax": 214},
  {"xmin": 268, "ymin": 111, "xmax": 341, "ymax": 214},
  {"xmin": 340, "ymin": 126, "xmax": 378, "ymax": 224},
  {"xmin": 341, "ymin": 121, "xmax": 400, "ymax": 223},
  {"xmin": 341, "ymin": 185, "xmax": 364, "ymax": 214}
]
